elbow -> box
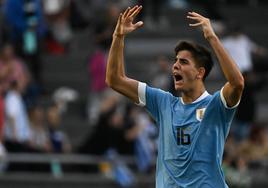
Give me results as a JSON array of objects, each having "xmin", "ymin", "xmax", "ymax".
[
  {"xmin": 105, "ymin": 77, "xmax": 111, "ymax": 87},
  {"xmin": 105, "ymin": 74, "xmax": 120, "ymax": 90},
  {"xmin": 105, "ymin": 71, "xmax": 113, "ymax": 87},
  {"xmin": 234, "ymin": 75, "xmax": 245, "ymax": 91},
  {"xmin": 105, "ymin": 76, "xmax": 114, "ymax": 88}
]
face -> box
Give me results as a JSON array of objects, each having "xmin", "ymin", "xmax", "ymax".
[{"xmin": 172, "ymin": 50, "xmax": 203, "ymax": 92}]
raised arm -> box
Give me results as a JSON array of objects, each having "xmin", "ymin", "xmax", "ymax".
[
  {"xmin": 106, "ymin": 5, "xmax": 143, "ymax": 103},
  {"xmin": 187, "ymin": 12, "xmax": 244, "ymax": 107}
]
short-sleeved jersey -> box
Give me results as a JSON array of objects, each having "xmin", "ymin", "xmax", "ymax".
[{"xmin": 138, "ymin": 83, "xmax": 238, "ymax": 188}]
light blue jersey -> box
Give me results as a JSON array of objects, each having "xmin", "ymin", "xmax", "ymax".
[{"xmin": 138, "ymin": 83, "xmax": 238, "ymax": 188}]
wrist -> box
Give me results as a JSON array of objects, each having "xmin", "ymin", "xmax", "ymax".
[
  {"xmin": 206, "ymin": 34, "xmax": 218, "ymax": 42},
  {"xmin": 113, "ymin": 33, "xmax": 125, "ymax": 38}
]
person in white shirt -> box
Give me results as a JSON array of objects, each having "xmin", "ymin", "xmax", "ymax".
[{"xmin": 4, "ymin": 80, "xmax": 32, "ymax": 152}]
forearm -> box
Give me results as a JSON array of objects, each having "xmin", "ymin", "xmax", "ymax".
[
  {"xmin": 208, "ymin": 36, "xmax": 244, "ymax": 88},
  {"xmin": 106, "ymin": 35, "xmax": 125, "ymax": 86},
  {"xmin": 105, "ymin": 34, "xmax": 139, "ymax": 103},
  {"xmin": 105, "ymin": 5, "xmax": 142, "ymax": 103}
]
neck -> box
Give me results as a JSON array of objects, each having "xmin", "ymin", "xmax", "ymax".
[{"xmin": 181, "ymin": 85, "xmax": 206, "ymax": 104}]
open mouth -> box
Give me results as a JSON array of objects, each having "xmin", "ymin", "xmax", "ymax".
[{"xmin": 174, "ymin": 74, "xmax": 183, "ymax": 82}]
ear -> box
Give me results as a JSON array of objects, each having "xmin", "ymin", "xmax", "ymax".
[{"xmin": 197, "ymin": 67, "xmax": 206, "ymax": 80}]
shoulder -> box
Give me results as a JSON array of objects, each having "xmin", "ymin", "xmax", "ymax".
[
  {"xmin": 137, "ymin": 82, "xmax": 176, "ymax": 106},
  {"xmin": 146, "ymin": 84, "xmax": 176, "ymax": 101}
]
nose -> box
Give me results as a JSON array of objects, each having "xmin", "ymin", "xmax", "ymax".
[{"xmin": 173, "ymin": 62, "xmax": 180, "ymax": 71}]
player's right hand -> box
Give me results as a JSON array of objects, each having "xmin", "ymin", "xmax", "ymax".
[{"xmin": 113, "ymin": 5, "xmax": 143, "ymax": 37}]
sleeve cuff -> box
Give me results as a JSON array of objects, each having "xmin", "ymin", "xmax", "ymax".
[
  {"xmin": 136, "ymin": 82, "xmax": 146, "ymax": 106},
  {"xmin": 220, "ymin": 87, "xmax": 240, "ymax": 109}
]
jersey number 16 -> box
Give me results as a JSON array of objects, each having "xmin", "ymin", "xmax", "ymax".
[{"xmin": 177, "ymin": 127, "xmax": 191, "ymax": 145}]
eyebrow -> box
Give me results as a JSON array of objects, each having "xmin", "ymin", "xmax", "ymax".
[{"xmin": 178, "ymin": 58, "xmax": 189, "ymax": 62}]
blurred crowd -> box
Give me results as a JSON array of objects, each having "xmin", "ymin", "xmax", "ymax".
[
  {"xmin": 0, "ymin": 0, "xmax": 268, "ymax": 187},
  {"xmin": 0, "ymin": 0, "xmax": 75, "ymax": 155}
]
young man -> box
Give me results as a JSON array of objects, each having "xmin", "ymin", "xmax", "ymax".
[{"xmin": 106, "ymin": 5, "xmax": 244, "ymax": 188}]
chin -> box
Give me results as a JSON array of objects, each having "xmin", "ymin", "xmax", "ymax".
[{"xmin": 175, "ymin": 85, "xmax": 184, "ymax": 91}]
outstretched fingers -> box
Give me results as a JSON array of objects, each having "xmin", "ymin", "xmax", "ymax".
[
  {"xmin": 130, "ymin": 5, "xmax": 142, "ymax": 18},
  {"xmin": 187, "ymin": 12, "xmax": 205, "ymax": 26},
  {"xmin": 126, "ymin": 5, "xmax": 138, "ymax": 18},
  {"xmin": 189, "ymin": 22, "xmax": 203, "ymax": 27},
  {"xmin": 122, "ymin": 5, "xmax": 142, "ymax": 20},
  {"xmin": 188, "ymin": 11, "xmax": 204, "ymax": 17},
  {"xmin": 124, "ymin": 5, "xmax": 143, "ymax": 29},
  {"xmin": 119, "ymin": 13, "xmax": 123, "ymax": 22},
  {"xmin": 186, "ymin": 11, "xmax": 215, "ymax": 39},
  {"xmin": 115, "ymin": 5, "xmax": 143, "ymax": 35},
  {"xmin": 123, "ymin": 7, "xmax": 131, "ymax": 19}
]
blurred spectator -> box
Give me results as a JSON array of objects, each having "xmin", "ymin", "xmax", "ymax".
[
  {"xmin": 47, "ymin": 102, "xmax": 71, "ymax": 153},
  {"xmin": 0, "ymin": 43, "xmax": 30, "ymax": 95},
  {"xmin": 223, "ymin": 135, "xmax": 251, "ymax": 187},
  {"xmin": 43, "ymin": 0, "xmax": 72, "ymax": 54},
  {"xmin": 239, "ymin": 125, "xmax": 268, "ymax": 161},
  {"xmin": 222, "ymin": 151, "xmax": 251, "ymax": 187},
  {"xmin": 80, "ymin": 92, "xmax": 135, "ymax": 155},
  {"xmin": 222, "ymin": 23, "xmax": 268, "ymax": 74},
  {"xmin": 28, "ymin": 105, "xmax": 51, "ymax": 153},
  {"xmin": 87, "ymin": 4, "xmax": 120, "ymax": 124},
  {"xmin": 3, "ymin": 0, "xmax": 47, "ymax": 83},
  {"xmin": 233, "ymin": 72, "xmax": 267, "ymax": 141},
  {"xmin": 222, "ymin": 23, "xmax": 268, "ymax": 142},
  {"xmin": 3, "ymin": 80, "xmax": 33, "ymax": 152},
  {"xmin": 0, "ymin": 43, "xmax": 41, "ymax": 109},
  {"xmin": 124, "ymin": 104, "xmax": 157, "ymax": 172},
  {"xmin": 87, "ymin": 50, "xmax": 108, "ymax": 124}
]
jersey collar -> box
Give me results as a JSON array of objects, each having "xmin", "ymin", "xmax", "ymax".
[{"xmin": 180, "ymin": 91, "xmax": 209, "ymax": 105}]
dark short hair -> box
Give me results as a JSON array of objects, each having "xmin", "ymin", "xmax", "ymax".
[{"xmin": 174, "ymin": 41, "xmax": 214, "ymax": 81}]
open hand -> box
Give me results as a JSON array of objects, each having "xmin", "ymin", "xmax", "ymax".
[
  {"xmin": 187, "ymin": 12, "xmax": 216, "ymax": 40},
  {"xmin": 113, "ymin": 5, "xmax": 143, "ymax": 37}
]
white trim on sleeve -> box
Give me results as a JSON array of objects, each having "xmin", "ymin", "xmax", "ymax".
[
  {"xmin": 136, "ymin": 82, "xmax": 146, "ymax": 106},
  {"xmin": 220, "ymin": 87, "xmax": 240, "ymax": 109}
]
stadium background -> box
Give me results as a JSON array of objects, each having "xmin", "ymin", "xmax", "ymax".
[{"xmin": 0, "ymin": 0, "xmax": 268, "ymax": 188}]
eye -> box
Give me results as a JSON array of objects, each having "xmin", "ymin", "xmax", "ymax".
[{"xmin": 180, "ymin": 59, "xmax": 188, "ymax": 65}]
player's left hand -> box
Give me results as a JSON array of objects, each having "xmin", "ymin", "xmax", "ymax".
[{"xmin": 187, "ymin": 12, "xmax": 216, "ymax": 40}]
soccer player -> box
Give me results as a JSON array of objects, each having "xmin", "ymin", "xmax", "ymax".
[{"xmin": 106, "ymin": 5, "xmax": 244, "ymax": 188}]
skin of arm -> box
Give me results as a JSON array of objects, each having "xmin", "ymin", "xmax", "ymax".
[
  {"xmin": 106, "ymin": 6, "xmax": 143, "ymax": 103},
  {"xmin": 187, "ymin": 12, "xmax": 244, "ymax": 107}
]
